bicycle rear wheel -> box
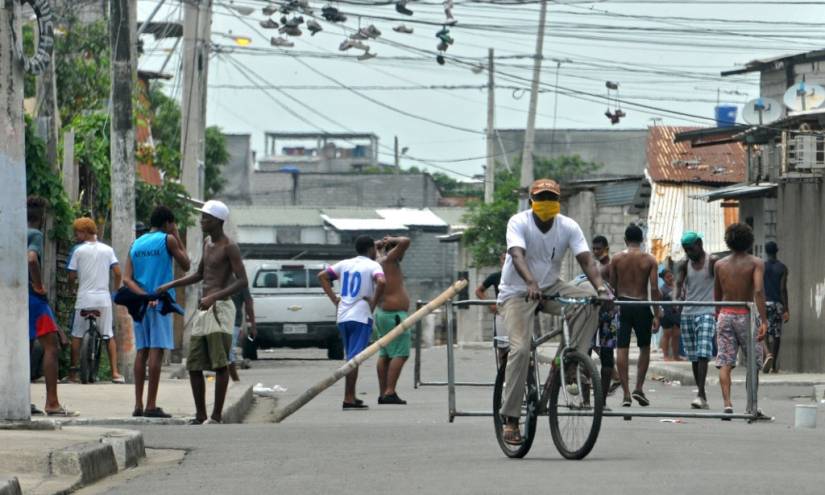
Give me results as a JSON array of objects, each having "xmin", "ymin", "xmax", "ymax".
[
  {"xmin": 79, "ymin": 331, "xmax": 102, "ymax": 384},
  {"xmin": 548, "ymin": 350, "xmax": 603, "ymax": 460},
  {"xmin": 493, "ymin": 358, "xmax": 538, "ymax": 458}
]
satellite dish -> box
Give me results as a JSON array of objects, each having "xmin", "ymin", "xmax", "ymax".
[
  {"xmin": 783, "ymin": 81, "xmax": 825, "ymax": 112},
  {"xmin": 743, "ymin": 97, "xmax": 782, "ymax": 125}
]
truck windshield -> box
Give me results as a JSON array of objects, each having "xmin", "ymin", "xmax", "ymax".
[{"xmin": 254, "ymin": 268, "xmax": 322, "ymax": 289}]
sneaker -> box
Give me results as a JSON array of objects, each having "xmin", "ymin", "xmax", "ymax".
[
  {"xmin": 342, "ymin": 401, "xmax": 369, "ymax": 410},
  {"xmin": 322, "ymin": 6, "xmax": 347, "ymax": 23},
  {"xmin": 395, "ymin": 0, "xmax": 413, "ymax": 16},
  {"xmin": 393, "ymin": 24, "xmax": 414, "ymax": 34},
  {"xmin": 632, "ymin": 390, "xmax": 650, "ymax": 407},
  {"xmin": 203, "ymin": 418, "xmax": 222, "ymax": 425},
  {"xmin": 444, "ymin": 10, "xmax": 457, "ymax": 26},
  {"xmin": 351, "ymin": 28, "xmax": 369, "ymax": 40},
  {"xmin": 351, "ymin": 40, "xmax": 369, "ymax": 51},
  {"xmin": 262, "ymin": 4, "xmax": 278, "ymax": 16},
  {"xmin": 271, "ymin": 36, "xmax": 295, "ymax": 48},
  {"xmin": 722, "ymin": 406, "xmax": 733, "ymax": 421},
  {"xmin": 285, "ymin": 15, "xmax": 304, "ymax": 28},
  {"xmin": 307, "ymin": 20, "xmax": 322, "ymax": 36},
  {"xmin": 436, "ymin": 28, "xmax": 454, "ymax": 46},
  {"xmin": 436, "ymin": 54, "xmax": 446, "ymax": 65},
  {"xmin": 690, "ymin": 397, "xmax": 709, "ymax": 410},
  {"xmin": 144, "ymin": 407, "xmax": 172, "ymax": 418},
  {"xmin": 762, "ymin": 354, "xmax": 774, "ymax": 373},
  {"xmin": 279, "ymin": 25, "xmax": 302, "ymax": 37},
  {"xmin": 339, "ymin": 39, "xmax": 354, "ymax": 51},
  {"xmin": 437, "ymin": 41, "xmax": 449, "ymax": 52},
  {"xmin": 378, "ymin": 393, "xmax": 407, "ymax": 404},
  {"xmin": 366, "ymin": 25, "xmax": 382, "ymax": 39},
  {"xmin": 357, "ymin": 50, "xmax": 377, "ymax": 61},
  {"xmin": 260, "ymin": 18, "xmax": 279, "ymax": 29},
  {"xmin": 621, "ymin": 398, "xmax": 632, "ymax": 407}
]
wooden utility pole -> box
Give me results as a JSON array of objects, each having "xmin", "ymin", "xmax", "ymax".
[
  {"xmin": 110, "ymin": 0, "xmax": 137, "ymax": 382},
  {"xmin": 180, "ymin": 0, "xmax": 212, "ymax": 354},
  {"xmin": 0, "ymin": 0, "xmax": 31, "ymax": 421},
  {"xmin": 484, "ymin": 48, "xmax": 495, "ymax": 204},
  {"xmin": 519, "ymin": 0, "xmax": 548, "ymax": 211}
]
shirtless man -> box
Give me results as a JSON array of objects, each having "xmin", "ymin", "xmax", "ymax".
[
  {"xmin": 374, "ymin": 236, "xmax": 412, "ymax": 405},
  {"xmin": 713, "ymin": 223, "xmax": 767, "ymax": 419},
  {"xmin": 608, "ymin": 224, "xmax": 661, "ymax": 408},
  {"xmin": 158, "ymin": 201, "xmax": 248, "ymax": 424},
  {"xmin": 590, "ymin": 236, "xmax": 620, "ymax": 399}
]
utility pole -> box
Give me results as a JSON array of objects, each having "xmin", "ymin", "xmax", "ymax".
[
  {"xmin": 519, "ymin": 0, "xmax": 548, "ymax": 211},
  {"xmin": 394, "ymin": 135, "xmax": 400, "ymax": 171},
  {"xmin": 180, "ymin": 0, "xmax": 212, "ymax": 355},
  {"xmin": 1, "ymin": 0, "xmax": 30, "ymax": 421},
  {"xmin": 110, "ymin": 0, "xmax": 137, "ymax": 382},
  {"xmin": 484, "ymin": 48, "xmax": 495, "ymax": 204}
]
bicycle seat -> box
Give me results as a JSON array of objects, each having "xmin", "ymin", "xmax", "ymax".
[{"xmin": 80, "ymin": 309, "xmax": 101, "ymax": 318}]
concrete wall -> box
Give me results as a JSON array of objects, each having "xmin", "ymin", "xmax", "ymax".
[
  {"xmin": 740, "ymin": 196, "xmax": 777, "ymax": 258},
  {"xmin": 221, "ymin": 134, "xmax": 252, "ymax": 201},
  {"xmin": 777, "ymin": 182, "xmax": 825, "ymax": 372},
  {"xmin": 246, "ymin": 172, "xmax": 441, "ymax": 208},
  {"xmin": 496, "ymin": 129, "xmax": 648, "ymax": 177}
]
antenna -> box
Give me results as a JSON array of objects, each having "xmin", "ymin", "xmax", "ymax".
[
  {"xmin": 742, "ymin": 97, "xmax": 782, "ymax": 125},
  {"xmin": 783, "ymin": 81, "xmax": 825, "ymax": 112}
]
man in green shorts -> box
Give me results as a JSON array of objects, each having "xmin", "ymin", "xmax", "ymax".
[{"xmin": 374, "ymin": 236, "xmax": 412, "ymax": 405}]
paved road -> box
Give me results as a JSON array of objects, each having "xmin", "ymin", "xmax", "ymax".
[{"xmin": 95, "ymin": 346, "xmax": 825, "ymax": 495}]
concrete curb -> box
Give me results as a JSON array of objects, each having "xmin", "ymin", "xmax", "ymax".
[
  {"xmin": 100, "ymin": 430, "xmax": 146, "ymax": 470},
  {"xmin": 222, "ymin": 385, "xmax": 254, "ymax": 424},
  {"xmin": 51, "ymin": 441, "xmax": 118, "ymax": 488},
  {"xmin": 0, "ymin": 477, "xmax": 21, "ymax": 495},
  {"xmin": 813, "ymin": 384, "xmax": 825, "ymax": 401},
  {"xmin": 0, "ymin": 420, "xmax": 61, "ymax": 431}
]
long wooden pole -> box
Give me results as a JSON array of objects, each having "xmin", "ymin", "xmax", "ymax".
[{"xmin": 273, "ymin": 280, "xmax": 469, "ymax": 423}]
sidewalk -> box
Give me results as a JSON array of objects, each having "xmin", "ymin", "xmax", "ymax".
[{"xmin": 29, "ymin": 365, "xmax": 254, "ymax": 426}]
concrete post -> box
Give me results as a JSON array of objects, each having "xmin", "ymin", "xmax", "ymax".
[
  {"xmin": 0, "ymin": 0, "xmax": 31, "ymax": 421},
  {"xmin": 181, "ymin": 0, "xmax": 211, "ymax": 352},
  {"xmin": 110, "ymin": 0, "xmax": 137, "ymax": 382},
  {"xmin": 484, "ymin": 48, "xmax": 495, "ymax": 204}
]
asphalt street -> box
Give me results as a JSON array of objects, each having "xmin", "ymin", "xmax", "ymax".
[{"xmin": 92, "ymin": 346, "xmax": 825, "ymax": 495}]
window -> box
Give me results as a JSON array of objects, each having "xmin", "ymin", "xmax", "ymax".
[{"xmin": 253, "ymin": 268, "xmax": 322, "ymax": 288}]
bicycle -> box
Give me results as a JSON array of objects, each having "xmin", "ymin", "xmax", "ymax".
[
  {"xmin": 493, "ymin": 295, "xmax": 604, "ymax": 460},
  {"xmin": 78, "ymin": 309, "xmax": 103, "ymax": 384}
]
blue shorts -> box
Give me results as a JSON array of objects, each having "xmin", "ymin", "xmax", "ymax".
[
  {"xmin": 338, "ymin": 320, "xmax": 372, "ymax": 360},
  {"xmin": 680, "ymin": 313, "xmax": 716, "ymax": 362},
  {"xmin": 134, "ymin": 307, "xmax": 174, "ymax": 350},
  {"xmin": 29, "ymin": 289, "xmax": 58, "ymax": 341}
]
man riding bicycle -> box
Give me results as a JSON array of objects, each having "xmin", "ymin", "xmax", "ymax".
[{"xmin": 497, "ymin": 179, "xmax": 611, "ymax": 445}]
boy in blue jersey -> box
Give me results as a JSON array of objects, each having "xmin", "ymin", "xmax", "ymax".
[
  {"xmin": 123, "ymin": 206, "xmax": 190, "ymax": 418},
  {"xmin": 319, "ymin": 236, "xmax": 385, "ymax": 410}
]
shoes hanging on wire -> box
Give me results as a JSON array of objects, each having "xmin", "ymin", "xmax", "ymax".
[
  {"xmin": 307, "ymin": 19, "xmax": 323, "ymax": 36},
  {"xmin": 393, "ymin": 24, "xmax": 413, "ymax": 34},
  {"xmin": 358, "ymin": 49, "xmax": 377, "ymax": 61},
  {"xmin": 260, "ymin": 18, "xmax": 279, "ymax": 29},
  {"xmin": 271, "ymin": 36, "xmax": 294, "ymax": 47},
  {"xmin": 322, "ymin": 5, "xmax": 347, "ymax": 23},
  {"xmin": 396, "ymin": 0, "xmax": 413, "ymax": 16},
  {"xmin": 262, "ymin": 3, "xmax": 278, "ymax": 16},
  {"xmin": 443, "ymin": 0, "xmax": 457, "ymax": 26}
]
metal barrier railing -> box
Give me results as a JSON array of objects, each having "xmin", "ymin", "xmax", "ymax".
[{"xmin": 413, "ymin": 297, "xmax": 762, "ymax": 423}]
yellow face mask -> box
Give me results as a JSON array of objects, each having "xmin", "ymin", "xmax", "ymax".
[{"xmin": 531, "ymin": 200, "xmax": 560, "ymax": 222}]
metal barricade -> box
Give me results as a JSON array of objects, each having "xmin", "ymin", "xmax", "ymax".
[{"xmin": 417, "ymin": 298, "xmax": 763, "ymax": 423}]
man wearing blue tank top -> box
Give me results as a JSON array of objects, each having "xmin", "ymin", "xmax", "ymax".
[{"xmin": 123, "ymin": 206, "xmax": 191, "ymax": 418}]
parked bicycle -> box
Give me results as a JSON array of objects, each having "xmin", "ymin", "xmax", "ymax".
[
  {"xmin": 493, "ymin": 295, "xmax": 604, "ymax": 460},
  {"xmin": 78, "ymin": 309, "xmax": 103, "ymax": 384}
]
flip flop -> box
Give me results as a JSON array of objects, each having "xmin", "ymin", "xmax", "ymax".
[
  {"xmin": 30, "ymin": 404, "xmax": 45, "ymax": 416},
  {"xmin": 722, "ymin": 407, "xmax": 733, "ymax": 421},
  {"xmin": 632, "ymin": 390, "xmax": 650, "ymax": 407},
  {"xmin": 112, "ymin": 376, "xmax": 126, "ymax": 384},
  {"xmin": 45, "ymin": 406, "xmax": 78, "ymax": 417}
]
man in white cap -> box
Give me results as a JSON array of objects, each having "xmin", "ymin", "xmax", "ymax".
[{"xmin": 158, "ymin": 200, "xmax": 249, "ymax": 424}]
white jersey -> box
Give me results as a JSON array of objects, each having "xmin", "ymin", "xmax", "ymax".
[
  {"xmin": 67, "ymin": 240, "xmax": 118, "ymax": 309},
  {"xmin": 498, "ymin": 212, "xmax": 590, "ymax": 303},
  {"xmin": 327, "ymin": 256, "xmax": 385, "ymax": 324}
]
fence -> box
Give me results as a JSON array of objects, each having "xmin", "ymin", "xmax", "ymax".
[{"xmin": 413, "ymin": 298, "xmax": 762, "ymax": 423}]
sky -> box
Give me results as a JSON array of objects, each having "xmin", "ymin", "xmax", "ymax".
[{"xmin": 136, "ymin": 0, "xmax": 824, "ymax": 180}]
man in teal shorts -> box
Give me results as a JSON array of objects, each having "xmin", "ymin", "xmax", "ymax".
[{"xmin": 375, "ymin": 236, "xmax": 412, "ymax": 405}]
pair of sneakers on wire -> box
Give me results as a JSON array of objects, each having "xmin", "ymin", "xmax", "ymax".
[
  {"xmin": 260, "ymin": 18, "xmax": 279, "ymax": 29},
  {"xmin": 436, "ymin": 26, "xmax": 454, "ymax": 51},
  {"xmin": 395, "ymin": 0, "xmax": 413, "ymax": 16},
  {"xmin": 322, "ymin": 5, "xmax": 347, "ymax": 23},
  {"xmin": 339, "ymin": 38, "xmax": 369, "ymax": 51},
  {"xmin": 443, "ymin": 0, "xmax": 457, "ymax": 26},
  {"xmin": 279, "ymin": 15, "xmax": 304, "ymax": 37},
  {"xmin": 271, "ymin": 36, "xmax": 294, "ymax": 48},
  {"xmin": 262, "ymin": 3, "xmax": 278, "ymax": 16},
  {"xmin": 280, "ymin": 0, "xmax": 312, "ymax": 15},
  {"xmin": 393, "ymin": 24, "xmax": 413, "ymax": 34},
  {"xmin": 351, "ymin": 24, "xmax": 381, "ymax": 40}
]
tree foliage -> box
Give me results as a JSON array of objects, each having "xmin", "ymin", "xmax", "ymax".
[
  {"xmin": 461, "ymin": 155, "xmax": 603, "ymax": 267},
  {"xmin": 25, "ymin": 116, "xmax": 75, "ymax": 241},
  {"xmin": 54, "ymin": 19, "xmax": 111, "ymax": 123}
]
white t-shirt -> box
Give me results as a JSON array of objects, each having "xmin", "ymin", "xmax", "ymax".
[
  {"xmin": 498, "ymin": 212, "xmax": 590, "ymax": 303},
  {"xmin": 326, "ymin": 256, "xmax": 385, "ymax": 324},
  {"xmin": 67, "ymin": 240, "xmax": 118, "ymax": 309}
]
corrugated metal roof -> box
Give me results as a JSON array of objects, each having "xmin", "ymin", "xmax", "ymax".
[
  {"xmin": 646, "ymin": 126, "xmax": 746, "ymax": 185},
  {"xmin": 229, "ymin": 206, "xmax": 324, "ymax": 227},
  {"xmin": 690, "ymin": 183, "xmax": 777, "ymax": 202},
  {"xmin": 646, "ymin": 182, "xmax": 728, "ymax": 263},
  {"xmin": 594, "ymin": 181, "xmax": 642, "ymax": 207},
  {"xmin": 375, "ymin": 208, "xmax": 447, "ymax": 227},
  {"xmin": 320, "ymin": 215, "xmax": 408, "ymax": 231}
]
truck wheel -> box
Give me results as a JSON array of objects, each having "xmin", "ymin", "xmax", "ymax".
[
  {"xmin": 327, "ymin": 339, "xmax": 344, "ymax": 360},
  {"xmin": 242, "ymin": 337, "xmax": 258, "ymax": 360}
]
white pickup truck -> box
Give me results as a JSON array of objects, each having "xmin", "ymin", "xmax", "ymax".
[{"xmin": 242, "ymin": 261, "xmax": 342, "ymax": 360}]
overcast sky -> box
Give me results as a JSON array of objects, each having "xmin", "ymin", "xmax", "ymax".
[{"xmin": 137, "ymin": 0, "xmax": 822, "ymax": 179}]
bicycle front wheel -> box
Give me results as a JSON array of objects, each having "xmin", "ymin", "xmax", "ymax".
[
  {"xmin": 548, "ymin": 350, "xmax": 603, "ymax": 460},
  {"xmin": 493, "ymin": 359, "xmax": 538, "ymax": 458}
]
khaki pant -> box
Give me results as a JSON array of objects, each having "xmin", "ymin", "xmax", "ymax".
[{"xmin": 499, "ymin": 280, "xmax": 598, "ymax": 418}]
